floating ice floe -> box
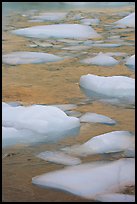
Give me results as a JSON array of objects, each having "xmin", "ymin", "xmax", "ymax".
[
  {"xmin": 95, "ymin": 193, "xmax": 135, "ymax": 202},
  {"xmin": 91, "ymin": 43, "xmax": 122, "ymax": 48},
  {"xmin": 32, "ymin": 158, "xmax": 135, "ymax": 200},
  {"xmin": 125, "ymin": 55, "xmax": 135, "ymax": 70},
  {"xmin": 80, "ymin": 112, "xmax": 116, "ymax": 125},
  {"xmin": 62, "ymin": 45, "xmax": 91, "ymax": 51},
  {"xmin": 36, "ymin": 151, "xmax": 81, "ymax": 165},
  {"xmin": 114, "ymin": 12, "xmax": 135, "ymax": 28},
  {"xmin": 62, "ymin": 131, "xmax": 134, "ymax": 156},
  {"xmin": 80, "ymin": 18, "xmax": 100, "ymax": 25},
  {"xmin": 80, "ymin": 52, "xmax": 119, "ymax": 66},
  {"xmin": 79, "ymin": 74, "xmax": 135, "ymax": 105},
  {"xmin": 11, "ymin": 24, "xmax": 101, "ymax": 40},
  {"xmin": 2, "ymin": 52, "xmax": 63, "ymax": 65},
  {"xmin": 2, "ymin": 103, "xmax": 80, "ymax": 147},
  {"xmin": 29, "ymin": 12, "xmax": 67, "ymax": 22}
]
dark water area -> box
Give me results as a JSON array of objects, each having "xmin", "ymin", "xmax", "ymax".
[{"xmin": 2, "ymin": 2, "xmax": 134, "ymax": 15}]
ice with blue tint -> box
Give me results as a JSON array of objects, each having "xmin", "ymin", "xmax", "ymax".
[
  {"xmin": 91, "ymin": 43, "xmax": 122, "ymax": 48},
  {"xmin": 125, "ymin": 55, "xmax": 135, "ymax": 70},
  {"xmin": 32, "ymin": 158, "xmax": 135, "ymax": 200},
  {"xmin": 79, "ymin": 74, "xmax": 135, "ymax": 105},
  {"xmin": 80, "ymin": 112, "xmax": 116, "ymax": 125},
  {"xmin": 62, "ymin": 131, "xmax": 134, "ymax": 156},
  {"xmin": 80, "ymin": 52, "xmax": 119, "ymax": 66},
  {"xmin": 95, "ymin": 193, "xmax": 135, "ymax": 202},
  {"xmin": 11, "ymin": 24, "xmax": 101, "ymax": 40},
  {"xmin": 114, "ymin": 12, "xmax": 135, "ymax": 28},
  {"xmin": 36, "ymin": 151, "xmax": 81, "ymax": 165},
  {"xmin": 29, "ymin": 12, "xmax": 67, "ymax": 22},
  {"xmin": 62, "ymin": 45, "xmax": 91, "ymax": 51},
  {"xmin": 80, "ymin": 18, "xmax": 100, "ymax": 25},
  {"xmin": 2, "ymin": 102, "xmax": 80, "ymax": 147},
  {"xmin": 2, "ymin": 52, "xmax": 63, "ymax": 65}
]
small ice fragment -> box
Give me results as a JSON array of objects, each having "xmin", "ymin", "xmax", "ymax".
[
  {"xmin": 36, "ymin": 151, "xmax": 81, "ymax": 165},
  {"xmin": 80, "ymin": 112, "xmax": 116, "ymax": 125},
  {"xmin": 80, "ymin": 52, "xmax": 119, "ymax": 66}
]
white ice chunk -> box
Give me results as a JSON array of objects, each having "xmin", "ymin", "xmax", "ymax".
[
  {"xmin": 30, "ymin": 12, "xmax": 67, "ymax": 22},
  {"xmin": 2, "ymin": 126, "xmax": 36, "ymax": 147},
  {"xmin": 2, "ymin": 52, "xmax": 63, "ymax": 65},
  {"xmin": 80, "ymin": 112, "xmax": 116, "ymax": 125},
  {"xmin": 79, "ymin": 74, "xmax": 135, "ymax": 104},
  {"xmin": 95, "ymin": 193, "xmax": 135, "ymax": 202},
  {"xmin": 114, "ymin": 12, "xmax": 135, "ymax": 28},
  {"xmin": 62, "ymin": 131, "xmax": 134, "ymax": 156},
  {"xmin": 80, "ymin": 18, "xmax": 100, "ymax": 25},
  {"xmin": 2, "ymin": 103, "xmax": 80, "ymax": 147},
  {"xmin": 125, "ymin": 55, "xmax": 135, "ymax": 70},
  {"xmin": 11, "ymin": 24, "xmax": 101, "ymax": 40},
  {"xmin": 32, "ymin": 158, "xmax": 135, "ymax": 200},
  {"xmin": 36, "ymin": 151, "xmax": 81, "ymax": 165},
  {"xmin": 80, "ymin": 52, "xmax": 119, "ymax": 66}
]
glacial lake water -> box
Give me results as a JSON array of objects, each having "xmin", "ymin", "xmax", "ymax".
[{"xmin": 2, "ymin": 2, "xmax": 135, "ymax": 202}]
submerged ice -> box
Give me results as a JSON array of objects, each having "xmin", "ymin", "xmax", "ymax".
[
  {"xmin": 30, "ymin": 12, "xmax": 67, "ymax": 22},
  {"xmin": 36, "ymin": 151, "xmax": 81, "ymax": 165}
]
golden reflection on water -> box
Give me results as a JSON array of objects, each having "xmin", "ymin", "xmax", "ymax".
[{"xmin": 2, "ymin": 6, "xmax": 135, "ymax": 202}]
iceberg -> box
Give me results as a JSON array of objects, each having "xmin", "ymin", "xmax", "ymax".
[
  {"xmin": 114, "ymin": 12, "xmax": 135, "ymax": 28},
  {"xmin": 2, "ymin": 52, "xmax": 63, "ymax": 65},
  {"xmin": 62, "ymin": 131, "xmax": 135, "ymax": 156},
  {"xmin": 36, "ymin": 151, "xmax": 81, "ymax": 165},
  {"xmin": 11, "ymin": 24, "xmax": 101, "ymax": 40},
  {"xmin": 79, "ymin": 74, "xmax": 135, "ymax": 105},
  {"xmin": 80, "ymin": 112, "xmax": 116, "ymax": 125},
  {"xmin": 2, "ymin": 103, "xmax": 80, "ymax": 147},
  {"xmin": 125, "ymin": 55, "xmax": 135, "ymax": 70},
  {"xmin": 32, "ymin": 158, "xmax": 135, "ymax": 200},
  {"xmin": 80, "ymin": 52, "xmax": 119, "ymax": 66},
  {"xmin": 95, "ymin": 193, "xmax": 135, "ymax": 202}
]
